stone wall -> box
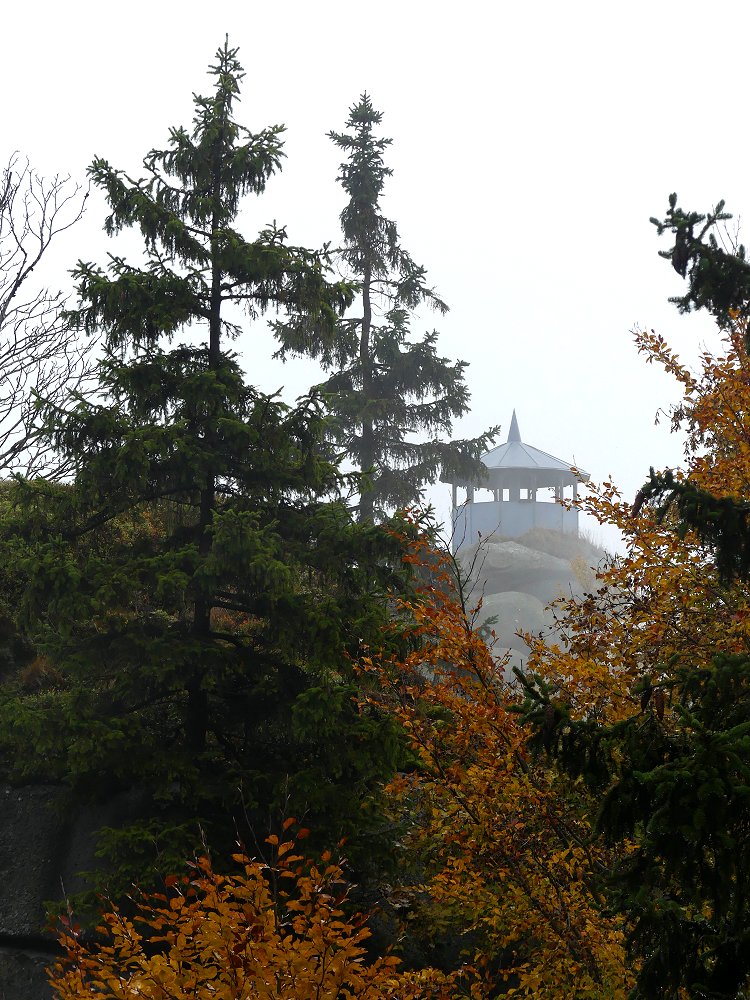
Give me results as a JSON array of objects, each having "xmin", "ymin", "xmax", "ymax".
[
  {"xmin": 0, "ymin": 784, "xmax": 144, "ymax": 1000},
  {"xmin": 0, "ymin": 947, "xmax": 50, "ymax": 1000}
]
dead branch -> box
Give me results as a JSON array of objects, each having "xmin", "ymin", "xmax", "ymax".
[{"xmin": 0, "ymin": 153, "xmax": 95, "ymax": 477}]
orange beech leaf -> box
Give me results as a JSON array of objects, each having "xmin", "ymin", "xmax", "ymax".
[{"xmin": 49, "ymin": 832, "xmax": 453, "ymax": 999}]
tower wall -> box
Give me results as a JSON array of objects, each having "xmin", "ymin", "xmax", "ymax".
[{"xmin": 452, "ymin": 499, "xmax": 580, "ymax": 551}]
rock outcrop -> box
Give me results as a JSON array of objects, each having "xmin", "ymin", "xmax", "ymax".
[
  {"xmin": 458, "ymin": 527, "xmax": 607, "ymax": 678},
  {"xmin": 464, "ymin": 540, "xmax": 576, "ymax": 604}
]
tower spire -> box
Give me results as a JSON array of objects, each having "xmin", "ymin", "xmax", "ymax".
[{"xmin": 507, "ymin": 409, "xmax": 521, "ymax": 443}]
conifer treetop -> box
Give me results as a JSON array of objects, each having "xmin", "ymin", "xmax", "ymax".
[
  {"xmin": 67, "ymin": 38, "xmax": 349, "ymax": 352},
  {"xmin": 328, "ymin": 93, "xmax": 447, "ymax": 314},
  {"xmin": 274, "ymin": 93, "xmax": 496, "ymax": 522}
]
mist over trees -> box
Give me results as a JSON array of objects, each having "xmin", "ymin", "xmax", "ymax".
[
  {"xmin": 1, "ymin": 38, "xmax": 750, "ymax": 1000},
  {"xmin": 274, "ymin": 94, "xmax": 496, "ymax": 523}
]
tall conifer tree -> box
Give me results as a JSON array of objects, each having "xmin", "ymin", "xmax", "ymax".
[
  {"xmin": 5, "ymin": 43, "xmax": 405, "ymax": 874},
  {"xmin": 275, "ymin": 95, "xmax": 496, "ymax": 522}
]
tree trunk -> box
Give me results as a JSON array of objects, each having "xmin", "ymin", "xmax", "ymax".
[
  {"xmin": 358, "ymin": 261, "xmax": 375, "ymax": 523},
  {"xmin": 186, "ymin": 146, "xmax": 224, "ymax": 752}
]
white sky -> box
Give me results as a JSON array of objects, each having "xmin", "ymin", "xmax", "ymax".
[{"xmin": 3, "ymin": 0, "xmax": 746, "ymax": 551}]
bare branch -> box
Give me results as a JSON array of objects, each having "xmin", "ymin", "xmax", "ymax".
[{"xmin": 0, "ymin": 153, "xmax": 96, "ymax": 477}]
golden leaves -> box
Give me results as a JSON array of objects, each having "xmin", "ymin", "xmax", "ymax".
[
  {"xmin": 536, "ymin": 320, "xmax": 750, "ymax": 733},
  {"xmin": 49, "ymin": 826, "xmax": 447, "ymax": 1000}
]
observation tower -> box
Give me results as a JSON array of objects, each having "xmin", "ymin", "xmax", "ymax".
[{"xmin": 448, "ymin": 410, "xmax": 589, "ymax": 550}]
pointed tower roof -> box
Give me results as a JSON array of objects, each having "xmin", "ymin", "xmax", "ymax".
[
  {"xmin": 446, "ymin": 411, "xmax": 589, "ymax": 488},
  {"xmin": 507, "ymin": 408, "xmax": 521, "ymax": 443},
  {"xmin": 476, "ymin": 411, "xmax": 589, "ymax": 486}
]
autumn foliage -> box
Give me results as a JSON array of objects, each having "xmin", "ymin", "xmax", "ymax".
[
  {"xmin": 49, "ymin": 823, "xmax": 448, "ymax": 999},
  {"xmin": 361, "ymin": 536, "xmax": 633, "ymax": 998},
  {"xmin": 520, "ymin": 317, "xmax": 750, "ymax": 747}
]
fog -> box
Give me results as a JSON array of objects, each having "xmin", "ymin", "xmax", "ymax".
[{"xmin": 4, "ymin": 0, "xmax": 746, "ymax": 550}]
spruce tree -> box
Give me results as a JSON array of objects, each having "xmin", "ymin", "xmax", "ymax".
[
  {"xmin": 644, "ymin": 194, "xmax": 750, "ymax": 575},
  {"xmin": 3, "ymin": 42, "xmax": 406, "ymax": 881},
  {"xmin": 274, "ymin": 95, "xmax": 496, "ymax": 522}
]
